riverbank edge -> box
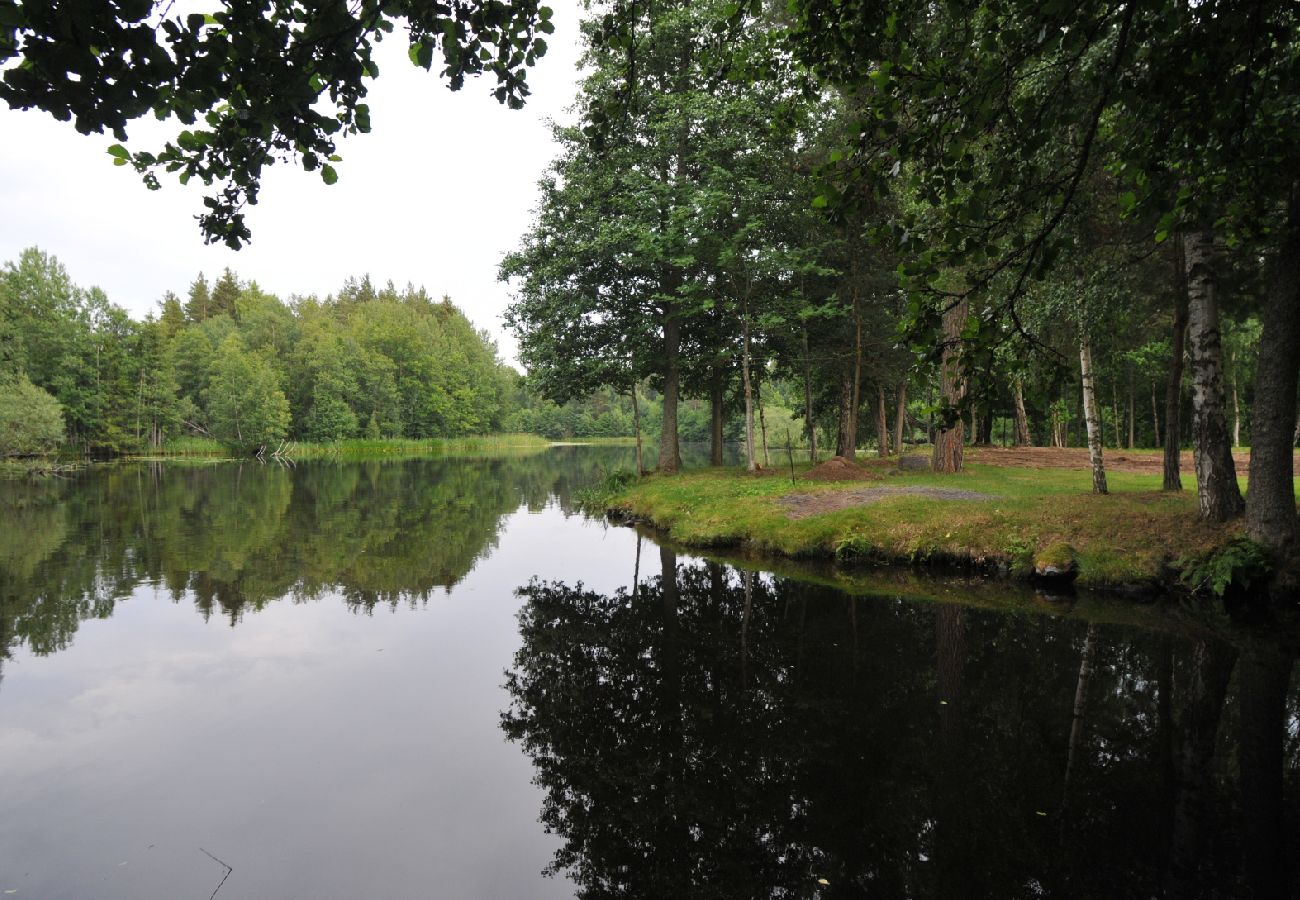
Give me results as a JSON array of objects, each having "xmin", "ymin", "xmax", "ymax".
[{"xmin": 599, "ymin": 464, "xmax": 1288, "ymax": 604}]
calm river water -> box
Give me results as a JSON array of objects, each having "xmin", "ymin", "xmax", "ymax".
[{"xmin": 1, "ymin": 447, "xmax": 1296, "ymax": 899}]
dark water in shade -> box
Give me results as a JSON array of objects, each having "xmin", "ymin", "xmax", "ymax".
[{"xmin": 1, "ymin": 448, "xmax": 1297, "ymax": 899}]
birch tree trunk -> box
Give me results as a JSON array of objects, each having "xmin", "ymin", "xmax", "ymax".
[
  {"xmin": 1183, "ymin": 229, "xmax": 1244, "ymax": 520},
  {"xmin": 1080, "ymin": 335, "xmax": 1109, "ymax": 494},
  {"xmin": 932, "ymin": 299, "xmax": 968, "ymax": 473},
  {"xmin": 1232, "ymin": 376, "xmax": 1241, "ymax": 448},
  {"xmin": 1246, "ymin": 196, "xmax": 1300, "ymax": 551},
  {"xmin": 1013, "ymin": 379, "xmax": 1031, "ymax": 446},
  {"xmin": 741, "ymin": 302, "xmax": 756, "ymax": 472},
  {"xmin": 757, "ymin": 375, "xmax": 770, "ymax": 468}
]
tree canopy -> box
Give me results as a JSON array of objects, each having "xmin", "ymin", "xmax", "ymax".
[{"xmin": 1, "ymin": 0, "xmax": 555, "ymax": 246}]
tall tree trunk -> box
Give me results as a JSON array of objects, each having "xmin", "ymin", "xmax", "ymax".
[
  {"xmin": 659, "ymin": 304, "xmax": 683, "ymax": 474},
  {"xmin": 877, "ymin": 385, "xmax": 890, "ymax": 457},
  {"xmin": 894, "ymin": 382, "xmax": 907, "ymax": 455},
  {"xmin": 848, "ymin": 291, "xmax": 863, "ymax": 459},
  {"xmin": 1232, "ymin": 371, "xmax": 1241, "ymax": 449},
  {"xmin": 742, "ymin": 302, "xmax": 756, "ymax": 472},
  {"xmin": 757, "ymin": 373, "xmax": 770, "ymax": 468},
  {"xmin": 932, "ymin": 299, "xmax": 968, "ymax": 473},
  {"xmin": 1152, "ymin": 381, "xmax": 1162, "ymax": 448},
  {"xmin": 1111, "ymin": 381, "xmax": 1123, "ymax": 449},
  {"xmin": 803, "ymin": 328, "xmax": 817, "ymax": 462},
  {"xmin": 1246, "ymin": 196, "xmax": 1300, "ymax": 552},
  {"xmin": 1128, "ymin": 372, "xmax": 1136, "ymax": 448},
  {"xmin": 631, "ymin": 381, "xmax": 643, "ymax": 476},
  {"xmin": 709, "ymin": 369, "xmax": 724, "ymax": 466},
  {"xmin": 1165, "ymin": 244, "xmax": 1189, "ymax": 490},
  {"xmin": 1183, "ymin": 229, "xmax": 1244, "ymax": 520},
  {"xmin": 836, "ymin": 368, "xmax": 855, "ymax": 457},
  {"xmin": 1013, "ymin": 378, "xmax": 1031, "ymax": 446},
  {"xmin": 1080, "ymin": 335, "xmax": 1109, "ymax": 494}
]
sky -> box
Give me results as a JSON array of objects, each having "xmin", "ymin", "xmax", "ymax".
[{"xmin": 0, "ymin": 3, "xmax": 586, "ymax": 367}]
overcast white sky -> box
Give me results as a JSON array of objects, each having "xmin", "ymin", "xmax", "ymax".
[{"xmin": 0, "ymin": 2, "xmax": 585, "ymax": 367}]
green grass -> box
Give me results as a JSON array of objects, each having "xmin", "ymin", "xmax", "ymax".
[
  {"xmin": 144, "ymin": 433, "xmax": 554, "ymax": 460},
  {"xmin": 610, "ymin": 459, "xmax": 1288, "ymax": 589}
]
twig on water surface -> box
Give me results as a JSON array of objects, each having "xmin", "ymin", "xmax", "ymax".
[{"xmin": 199, "ymin": 847, "xmax": 233, "ymax": 900}]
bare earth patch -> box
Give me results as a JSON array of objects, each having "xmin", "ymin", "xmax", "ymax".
[
  {"xmin": 967, "ymin": 445, "xmax": 1298, "ymax": 474},
  {"xmin": 780, "ymin": 485, "xmax": 998, "ymax": 519},
  {"xmin": 800, "ymin": 456, "xmax": 882, "ymax": 482}
]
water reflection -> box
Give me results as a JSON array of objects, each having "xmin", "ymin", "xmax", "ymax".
[
  {"xmin": 503, "ymin": 548, "xmax": 1300, "ymax": 899},
  {"xmin": 0, "ymin": 447, "xmax": 637, "ymax": 666}
]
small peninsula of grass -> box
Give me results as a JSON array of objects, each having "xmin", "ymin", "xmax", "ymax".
[{"xmin": 604, "ymin": 457, "xmax": 1283, "ymax": 592}]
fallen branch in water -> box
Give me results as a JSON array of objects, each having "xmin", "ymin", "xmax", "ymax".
[{"xmin": 199, "ymin": 847, "xmax": 233, "ymax": 900}]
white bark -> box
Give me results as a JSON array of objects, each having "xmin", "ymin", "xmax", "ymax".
[{"xmin": 1080, "ymin": 336, "xmax": 1109, "ymax": 494}]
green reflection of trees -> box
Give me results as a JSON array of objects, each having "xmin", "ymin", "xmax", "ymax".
[
  {"xmin": 504, "ymin": 557, "xmax": 1300, "ymax": 899},
  {"xmin": 0, "ymin": 447, "xmax": 631, "ymax": 660}
]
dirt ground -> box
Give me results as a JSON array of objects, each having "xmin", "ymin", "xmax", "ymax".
[
  {"xmin": 800, "ymin": 455, "xmax": 881, "ymax": 482},
  {"xmin": 966, "ymin": 445, "xmax": 1284, "ymax": 473},
  {"xmin": 781, "ymin": 485, "xmax": 997, "ymax": 519}
]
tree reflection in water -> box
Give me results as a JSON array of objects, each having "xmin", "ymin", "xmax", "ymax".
[
  {"xmin": 504, "ymin": 550, "xmax": 1299, "ymax": 899},
  {"xmin": 0, "ymin": 448, "xmax": 628, "ymax": 664}
]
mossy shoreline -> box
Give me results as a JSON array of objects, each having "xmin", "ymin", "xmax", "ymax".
[{"xmin": 600, "ymin": 459, "xmax": 1297, "ymax": 603}]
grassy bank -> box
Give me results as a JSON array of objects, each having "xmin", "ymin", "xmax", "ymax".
[
  {"xmin": 604, "ymin": 458, "xmax": 1283, "ymax": 591},
  {"xmin": 142, "ymin": 433, "xmax": 557, "ymax": 460}
]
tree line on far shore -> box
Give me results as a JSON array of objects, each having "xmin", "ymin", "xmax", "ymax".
[{"xmin": 0, "ymin": 248, "xmax": 524, "ymax": 456}]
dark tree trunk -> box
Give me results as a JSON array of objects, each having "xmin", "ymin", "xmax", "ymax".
[
  {"xmin": 1183, "ymin": 229, "xmax": 1244, "ymax": 520},
  {"xmin": 836, "ymin": 368, "xmax": 855, "ymax": 458},
  {"xmin": 1128, "ymin": 372, "xmax": 1136, "ymax": 448},
  {"xmin": 631, "ymin": 381, "xmax": 643, "ymax": 476},
  {"xmin": 894, "ymin": 382, "xmax": 907, "ymax": 454},
  {"xmin": 877, "ymin": 385, "xmax": 891, "ymax": 457},
  {"xmin": 1152, "ymin": 381, "xmax": 1162, "ymax": 448},
  {"xmin": 659, "ymin": 305, "xmax": 683, "ymax": 474},
  {"xmin": 1013, "ymin": 379, "xmax": 1031, "ymax": 446},
  {"xmin": 709, "ymin": 370, "xmax": 724, "ymax": 466},
  {"xmin": 933, "ymin": 299, "xmax": 968, "ymax": 473},
  {"xmin": 1165, "ymin": 245, "xmax": 1189, "ymax": 489},
  {"xmin": 803, "ymin": 328, "xmax": 818, "ymax": 462},
  {"xmin": 980, "ymin": 407, "xmax": 994, "ymax": 445},
  {"xmin": 1246, "ymin": 197, "xmax": 1300, "ymax": 552}
]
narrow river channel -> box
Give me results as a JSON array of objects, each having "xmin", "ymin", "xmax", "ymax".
[{"xmin": 1, "ymin": 447, "xmax": 1296, "ymax": 898}]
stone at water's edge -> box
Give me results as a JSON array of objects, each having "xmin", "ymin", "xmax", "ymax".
[{"xmin": 1034, "ymin": 541, "xmax": 1079, "ymax": 582}]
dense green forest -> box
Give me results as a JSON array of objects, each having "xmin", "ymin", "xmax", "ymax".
[
  {"xmin": 0, "ymin": 248, "xmax": 564, "ymax": 455},
  {"xmin": 499, "ymin": 0, "xmax": 1298, "ymax": 553}
]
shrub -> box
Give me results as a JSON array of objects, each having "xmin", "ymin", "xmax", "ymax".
[{"xmin": 0, "ymin": 375, "xmax": 65, "ymax": 456}]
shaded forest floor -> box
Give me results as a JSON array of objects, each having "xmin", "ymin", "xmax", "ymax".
[
  {"xmin": 607, "ymin": 450, "xmax": 1299, "ymax": 594},
  {"xmin": 966, "ymin": 445, "xmax": 1288, "ymax": 473}
]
